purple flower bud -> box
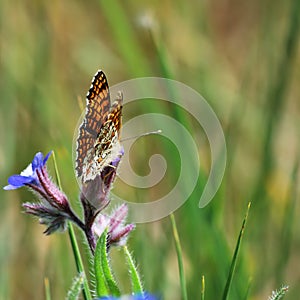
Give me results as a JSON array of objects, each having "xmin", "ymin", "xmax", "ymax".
[
  {"xmin": 80, "ymin": 146, "xmax": 124, "ymax": 212},
  {"xmin": 79, "ymin": 146, "xmax": 125, "ymax": 248},
  {"xmin": 93, "ymin": 204, "xmax": 135, "ymax": 247},
  {"xmin": 23, "ymin": 202, "xmax": 68, "ymax": 235}
]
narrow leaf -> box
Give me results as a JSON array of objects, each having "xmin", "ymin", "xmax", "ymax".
[
  {"xmin": 94, "ymin": 228, "xmax": 121, "ymax": 297},
  {"xmin": 222, "ymin": 202, "xmax": 251, "ymax": 300},
  {"xmin": 123, "ymin": 245, "xmax": 144, "ymax": 294},
  {"xmin": 243, "ymin": 278, "xmax": 252, "ymax": 300},
  {"xmin": 170, "ymin": 213, "xmax": 188, "ymax": 300},
  {"xmin": 51, "ymin": 151, "xmax": 62, "ymax": 190},
  {"xmin": 94, "ymin": 229, "xmax": 109, "ymax": 297}
]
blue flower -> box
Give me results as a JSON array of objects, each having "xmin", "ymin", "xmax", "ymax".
[
  {"xmin": 3, "ymin": 151, "xmax": 52, "ymax": 190},
  {"xmin": 3, "ymin": 151, "xmax": 81, "ymax": 235},
  {"xmin": 98, "ymin": 293, "xmax": 159, "ymax": 300}
]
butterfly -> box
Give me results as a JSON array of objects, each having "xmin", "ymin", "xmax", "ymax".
[{"xmin": 76, "ymin": 70, "xmax": 123, "ymax": 183}]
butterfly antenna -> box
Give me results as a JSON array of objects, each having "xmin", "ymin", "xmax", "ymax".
[{"xmin": 121, "ymin": 130, "xmax": 162, "ymax": 142}]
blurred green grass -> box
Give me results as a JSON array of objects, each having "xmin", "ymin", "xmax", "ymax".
[{"xmin": 1, "ymin": 0, "xmax": 300, "ymax": 299}]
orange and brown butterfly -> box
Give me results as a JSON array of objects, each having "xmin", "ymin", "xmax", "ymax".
[{"xmin": 76, "ymin": 70, "xmax": 123, "ymax": 182}]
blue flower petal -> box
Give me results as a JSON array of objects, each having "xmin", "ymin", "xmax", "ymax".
[
  {"xmin": 4, "ymin": 151, "xmax": 53, "ymax": 191},
  {"xmin": 43, "ymin": 151, "xmax": 52, "ymax": 165},
  {"xmin": 111, "ymin": 147, "xmax": 124, "ymax": 167},
  {"xmin": 3, "ymin": 184, "xmax": 19, "ymax": 190},
  {"xmin": 32, "ymin": 152, "xmax": 44, "ymax": 170},
  {"xmin": 96, "ymin": 293, "xmax": 159, "ymax": 300},
  {"xmin": 8, "ymin": 175, "xmax": 35, "ymax": 187},
  {"xmin": 133, "ymin": 293, "xmax": 159, "ymax": 300}
]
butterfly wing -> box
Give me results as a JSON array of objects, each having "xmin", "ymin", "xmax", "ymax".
[
  {"xmin": 82, "ymin": 93, "xmax": 123, "ymax": 182},
  {"xmin": 104, "ymin": 92, "xmax": 123, "ymax": 135},
  {"xmin": 76, "ymin": 70, "xmax": 111, "ymax": 177}
]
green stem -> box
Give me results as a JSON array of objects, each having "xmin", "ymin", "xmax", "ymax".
[
  {"xmin": 51, "ymin": 152, "xmax": 92, "ymax": 300},
  {"xmin": 44, "ymin": 278, "xmax": 51, "ymax": 300},
  {"xmin": 170, "ymin": 214, "xmax": 188, "ymax": 300},
  {"xmin": 51, "ymin": 151, "xmax": 62, "ymax": 190},
  {"xmin": 201, "ymin": 275, "xmax": 205, "ymax": 300},
  {"xmin": 68, "ymin": 224, "xmax": 92, "ymax": 300}
]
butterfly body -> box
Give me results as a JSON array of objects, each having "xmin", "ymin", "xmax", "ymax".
[{"xmin": 76, "ymin": 71, "xmax": 123, "ymax": 182}]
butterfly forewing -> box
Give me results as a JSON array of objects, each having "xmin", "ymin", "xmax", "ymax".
[
  {"xmin": 76, "ymin": 70, "xmax": 123, "ymax": 182},
  {"xmin": 86, "ymin": 70, "xmax": 111, "ymax": 132},
  {"xmin": 76, "ymin": 70, "xmax": 111, "ymax": 177}
]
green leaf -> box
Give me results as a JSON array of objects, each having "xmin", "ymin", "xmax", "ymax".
[
  {"xmin": 94, "ymin": 229, "xmax": 109, "ymax": 297},
  {"xmin": 123, "ymin": 245, "xmax": 143, "ymax": 294},
  {"xmin": 94, "ymin": 228, "xmax": 121, "ymax": 297}
]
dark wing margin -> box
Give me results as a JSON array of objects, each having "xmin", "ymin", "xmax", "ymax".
[{"xmin": 75, "ymin": 70, "xmax": 111, "ymax": 177}]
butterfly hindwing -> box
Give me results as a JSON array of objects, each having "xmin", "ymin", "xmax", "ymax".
[{"xmin": 82, "ymin": 94, "xmax": 123, "ymax": 182}]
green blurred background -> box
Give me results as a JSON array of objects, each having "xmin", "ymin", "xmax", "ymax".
[{"xmin": 1, "ymin": 0, "xmax": 299, "ymax": 299}]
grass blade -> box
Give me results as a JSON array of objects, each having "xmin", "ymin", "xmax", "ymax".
[
  {"xmin": 44, "ymin": 278, "xmax": 51, "ymax": 300},
  {"xmin": 222, "ymin": 202, "xmax": 251, "ymax": 300},
  {"xmin": 51, "ymin": 151, "xmax": 62, "ymax": 191},
  {"xmin": 201, "ymin": 275, "xmax": 205, "ymax": 300},
  {"xmin": 252, "ymin": 0, "xmax": 300, "ymax": 203},
  {"xmin": 170, "ymin": 213, "xmax": 188, "ymax": 300},
  {"xmin": 275, "ymin": 157, "xmax": 299, "ymax": 285},
  {"xmin": 97, "ymin": 1, "xmax": 150, "ymax": 76},
  {"xmin": 242, "ymin": 278, "xmax": 252, "ymax": 300}
]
